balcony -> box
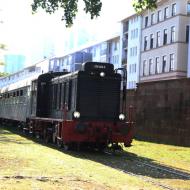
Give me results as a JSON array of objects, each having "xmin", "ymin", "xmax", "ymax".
[
  {"xmin": 122, "ymin": 57, "xmax": 127, "ymax": 66},
  {"xmin": 123, "ymin": 21, "xmax": 129, "ymax": 33},
  {"xmin": 123, "ymin": 39, "xmax": 128, "ymax": 49}
]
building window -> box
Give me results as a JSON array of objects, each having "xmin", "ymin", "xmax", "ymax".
[
  {"xmin": 93, "ymin": 48, "xmax": 96, "ymax": 56},
  {"xmin": 187, "ymin": 3, "xmax": 190, "ymax": 15},
  {"xmin": 135, "ymin": 47, "xmax": 137, "ymax": 56},
  {"xmin": 151, "ymin": 13, "xmax": 155, "ymax": 25},
  {"xmin": 164, "ymin": 7, "xmax": 169, "ymax": 19},
  {"xmin": 135, "ymin": 29, "xmax": 138, "ymax": 38},
  {"xmin": 186, "ymin": 25, "xmax": 189, "ymax": 43},
  {"xmin": 169, "ymin": 54, "xmax": 174, "ymax": 71},
  {"xmin": 155, "ymin": 57, "xmax": 160, "ymax": 74},
  {"xmin": 157, "ymin": 10, "xmax": 162, "ymax": 22},
  {"xmin": 163, "ymin": 29, "xmax": 168, "ymax": 45},
  {"xmin": 130, "ymin": 48, "xmax": 132, "ymax": 56},
  {"xmin": 131, "ymin": 30, "xmax": 133, "ymax": 39},
  {"xmin": 156, "ymin": 31, "xmax": 161, "ymax": 47},
  {"xmin": 134, "ymin": 63, "xmax": 136, "ymax": 73},
  {"xmin": 144, "ymin": 36, "xmax": 148, "ymax": 50},
  {"xmin": 150, "ymin": 34, "xmax": 154, "ymax": 49},
  {"xmin": 114, "ymin": 41, "xmax": 118, "ymax": 51},
  {"xmin": 171, "ymin": 26, "xmax": 175, "ymax": 43},
  {"xmin": 149, "ymin": 59, "xmax": 154, "ymax": 75},
  {"xmin": 162, "ymin": 55, "xmax": 167, "ymax": 72},
  {"xmin": 145, "ymin": 16, "xmax": 148, "ymax": 28},
  {"xmin": 172, "ymin": 3, "xmax": 177, "ymax": 16},
  {"xmin": 143, "ymin": 60, "xmax": 147, "ymax": 76}
]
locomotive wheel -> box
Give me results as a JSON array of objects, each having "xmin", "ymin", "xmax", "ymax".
[
  {"xmin": 63, "ymin": 143, "xmax": 70, "ymax": 151},
  {"xmin": 97, "ymin": 143, "xmax": 106, "ymax": 152},
  {"xmin": 57, "ymin": 138, "xmax": 62, "ymax": 148},
  {"xmin": 44, "ymin": 135, "xmax": 49, "ymax": 144}
]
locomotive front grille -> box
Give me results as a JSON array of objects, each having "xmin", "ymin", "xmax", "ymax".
[{"xmin": 77, "ymin": 74, "xmax": 121, "ymax": 121}]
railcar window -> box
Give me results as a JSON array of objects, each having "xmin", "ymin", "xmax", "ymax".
[
  {"xmin": 20, "ymin": 90, "xmax": 23, "ymax": 96},
  {"xmin": 17, "ymin": 91, "xmax": 19, "ymax": 96},
  {"xmin": 13, "ymin": 92, "xmax": 16, "ymax": 97}
]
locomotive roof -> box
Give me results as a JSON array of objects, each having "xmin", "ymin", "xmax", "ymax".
[
  {"xmin": 51, "ymin": 62, "xmax": 115, "ymax": 83},
  {"xmin": 51, "ymin": 70, "xmax": 78, "ymax": 83}
]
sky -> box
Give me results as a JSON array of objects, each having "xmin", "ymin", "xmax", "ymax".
[{"xmin": 0, "ymin": 0, "xmax": 134, "ymax": 66}]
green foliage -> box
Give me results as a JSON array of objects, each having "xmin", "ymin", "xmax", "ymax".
[
  {"xmin": 0, "ymin": 72, "xmax": 9, "ymax": 77},
  {"xmin": 31, "ymin": 0, "xmax": 158, "ymax": 27},
  {"xmin": 133, "ymin": 0, "xmax": 157, "ymax": 13},
  {"xmin": 0, "ymin": 44, "xmax": 6, "ymax": 50},
  {"xmin": 31, "ymin": 0, "xmax": 102, "ymax": 27},
  {"xmin": 0, "ymin": 61, "xmax": 5, "ymax": 66}
]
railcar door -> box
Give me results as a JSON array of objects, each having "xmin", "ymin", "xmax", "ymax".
[{"xmin": 30, "ymin": 80, "xmax": 37, "ymax": 117}]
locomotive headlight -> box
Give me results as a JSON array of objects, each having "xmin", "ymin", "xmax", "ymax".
[
  {"xmin": 100, "ymin": 72, "xmax": 105, "ymax": 77},
  {"xmin": 119, "ymin": 114, "xmax": 125, "ymax": 121},
  {"xmin": 73, "ymin": 111, "xmax": 80, "ymax": 118}
]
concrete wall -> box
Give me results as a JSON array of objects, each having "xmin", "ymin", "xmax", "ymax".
[{"xmin": 126, "ymin": 78, "xmax": 190, "ymax": 146}]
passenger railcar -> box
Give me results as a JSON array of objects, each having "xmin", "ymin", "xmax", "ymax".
[{"xmin": 0, "ymin": 62, "xmax": 135, "ymax": 151}]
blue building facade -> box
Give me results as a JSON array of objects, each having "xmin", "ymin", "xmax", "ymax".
[{"xmin": 4, "ymin": 54, "xmax": 26, "ymax": 74}]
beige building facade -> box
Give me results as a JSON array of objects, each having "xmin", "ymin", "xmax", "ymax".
[{"xmin": 140, "ymin": 0, "xmax": 190, "ymax": 82}]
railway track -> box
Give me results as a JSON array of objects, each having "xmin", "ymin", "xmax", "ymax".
[
  {"xmin": 103, "ymin": 151, "xmax": 190, "ymax": 190},
  {"xmin": 135, "ymin": 160, "xmax": 190, "ymax": 180},
  {"xmin": 132, "ymin": 160, "xmax": 190, "ymax": 190},
  {"xmin": 115, "ymin": 159, "xmax": 190, "ymax": 190}
]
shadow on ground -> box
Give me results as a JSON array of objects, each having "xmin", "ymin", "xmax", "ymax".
[{"xmin": 1, "ymin": 125, "xmax": 190, "ymax": 181}]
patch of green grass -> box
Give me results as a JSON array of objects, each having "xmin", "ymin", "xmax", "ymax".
[
  {"xmin": 127, "ymin": 140, "xmax": 190, "ymax": 172},
  {"xmin": 0, "ymin": 127, "xmax": 162, "ymax": 190},
  {"xmin": 1, "ymin": 126, "xmax": 190, "ymax": 190}
]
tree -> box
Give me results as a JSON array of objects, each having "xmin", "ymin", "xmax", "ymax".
[
  {"xmin": 0, "ymin": 43, "xmax": 7, "ymax": 71},
  {"xmin": 0, "ymin": 72, "xmax": 8, "ymax": 77},
  {"xmin": 133, "ymin": 0, "xmax": 157, "ymax": 13},
  {"xmin": 31, "ymin": 0, "xmax": 157, "ymax": 27}
]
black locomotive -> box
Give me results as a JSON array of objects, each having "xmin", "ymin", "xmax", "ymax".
[{"xmin": 0, "ymin": 62, "xmax": 134, "ymax": 150}]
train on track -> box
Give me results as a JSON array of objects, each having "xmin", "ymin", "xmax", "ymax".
[{"xmin": 0, "ymin": 62, "xmax": 135, "ymax": 151}]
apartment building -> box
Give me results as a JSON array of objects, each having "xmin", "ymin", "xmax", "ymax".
[
  {"xmin": 140, "ymin": 0, "xmax": 190, "ymax": 82},
  {"xmin": 49, "ymin": 34, "xmax": 120, "ymax": 73},
  {"xmin": 0, "ymin": 59, "xmax": 49, "ymax": 88},
  {"xmin": 83, "ymin": 35, "xmax": 120, "ymax": 69},
  {"xmin": 120, "ymin": 15, "xmax": 142, "ymax": 89},
  {"xmin": 49, "ymin": 51, "xmax": 92, "ymax": 72},
  {"xmin": 107, "ymin": 36, "xmax": 120, "ymax": 69}
]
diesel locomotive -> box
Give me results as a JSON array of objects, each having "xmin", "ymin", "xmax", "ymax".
[{"xmin": 0, "ymin": 62, "xmax": 135, "ymax": 151}]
